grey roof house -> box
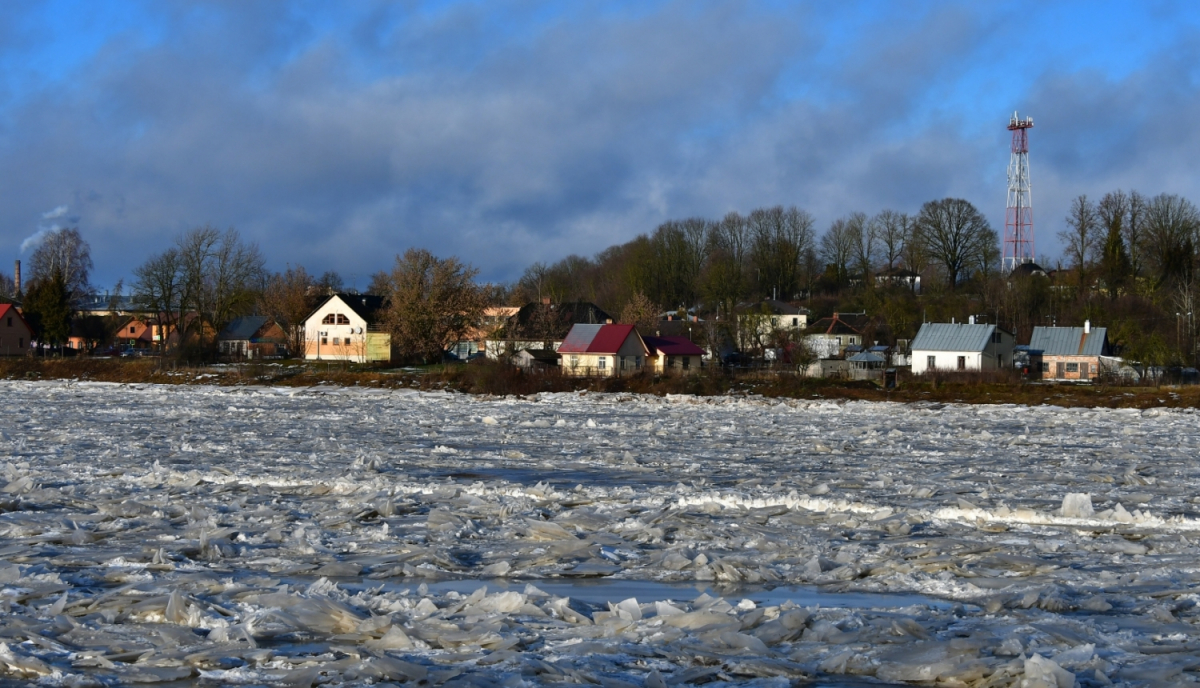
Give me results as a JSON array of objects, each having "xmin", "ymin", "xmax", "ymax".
[
  {"xmin": 1028, "ymin": 321, "xmax": 1111, "ymax": 381},
  {"xmin": 910, "ymin": 320, "xmax": 1015, "ymax": 373}
]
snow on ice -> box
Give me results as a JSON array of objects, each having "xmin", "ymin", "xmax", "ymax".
[{"xmin": 2, "ymin": 380, "xmax": 1200, "ymax": 685}]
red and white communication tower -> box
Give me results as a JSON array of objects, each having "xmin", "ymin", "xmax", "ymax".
[{"xmin": 1004, "ymin": 111, "xmax": 1035, "ymax": 271}]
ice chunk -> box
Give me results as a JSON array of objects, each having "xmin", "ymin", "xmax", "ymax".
[
  {"xmin": 1023, "ymin": 653, "xmax": 1075, "ymax": 688},
  {"xmin": 1060, "ymin": 493, "xmax": 1094, "ymax": 518}
]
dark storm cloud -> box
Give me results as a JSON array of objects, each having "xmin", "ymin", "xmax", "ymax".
[{"xmin": 0, "ymin": 2, "xmax": 1198, "ymax": 285}]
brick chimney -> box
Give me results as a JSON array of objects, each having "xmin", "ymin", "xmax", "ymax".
[
  {"xmin": 541, "ymin": 297, "xmax": 551, "ymax": 305},
  {"xmin": 13, "ymin": 260, "xmax": 19, "ymax": 296}
]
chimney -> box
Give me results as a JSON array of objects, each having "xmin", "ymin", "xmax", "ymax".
[
  {"xmin": 969, "ymin": 315, "xmax": 975, "ymax": 325},
  {"xmin": 541, "ymin": 297, "xmax": 551, "ymax": 305},
  {"xmin": 1084, "ymin": 319, "xmax": 1090, "ymax": 334},
  {"xmin": 13, "ymin": 260, "xmax": 19, "ymax": 295}
]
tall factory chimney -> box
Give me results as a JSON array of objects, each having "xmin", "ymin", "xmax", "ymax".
[{"xmin": 13, "ymin": 260, "xmax": 19, "ymax": 296}]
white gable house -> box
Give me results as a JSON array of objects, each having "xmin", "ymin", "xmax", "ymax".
[
  {"xmin": 910, "ymin": 321, "xmax": 1015, "ymax": 374},
  {"xmin": 303, "ymin": 294, "xmax": 392, "ymax": 363}
]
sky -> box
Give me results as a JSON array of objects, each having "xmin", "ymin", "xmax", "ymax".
[{"xmin": 2, "ymin": 0, "xmax": 1199, "ymax": 290}]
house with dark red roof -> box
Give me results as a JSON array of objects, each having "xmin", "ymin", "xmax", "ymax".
[
  {"xmin": 0, "ymin": 303, "xmax": 31, "ymax": 356},
  {"xmin": 557, "ymin": 323, "xmax": 648, "ymax": 376},
  {"xmin": 643, "ymin": 335, "xmax": 705, "ymax": 374}
]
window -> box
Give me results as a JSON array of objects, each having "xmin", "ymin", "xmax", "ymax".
[
  {"xmin": 1041, "ymin": 362, "xmax": 1049, "ymax": 372},
  {"xmin": 927, "ymin": 355, "xmax": 936, "ymax": 369},
  {"xmin": 682, "ymin": 356, "xmax": 690, "ymax": 369},
  {"xmin": 18, "ymin": 338, "xmax": 22, "ymax": 348},
  {"xmin": 836, "ymin": 337, "xmax": 843, "ymax": 345},
  {"xmin": 344, "ymin": 337, "xmax": 351, "ymax": 345},
  {"xmin": 635, "ymin": 356, "xmax": 642, "ymax": 368},
  {"xmin": 598, "ymin": 357, "xmax": 606, "ymax": 370},
  {"xmin": 993, "ymin": 332, "xmax": 1001, "ymax": 343},
  {"xmin": 321, "ymin": 337, "xmax": 328, "ymax": 345},
  {"xmin": 1066, "ymin": 362, "xmax": 1079, "ymax": 373},
  {"xmin": 5, "ymin": 317, "xmax": 10, "ymax": 326},
  {"xmin": 130, "ymin": 326, "xmax": 136, "ymax": 334},
  {"xmin": 957, "ymin": 356, "xmax": 966, "ymax": 370},
  {"xmin": 570, "ymin": 355, "xmax": 579, "ymax": 368},
  {"xmin": 792, "ymin": 317, "xmax": 798, "ymax": 327}
]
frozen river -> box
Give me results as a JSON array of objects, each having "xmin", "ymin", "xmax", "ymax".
[{"xmin": 2, "ymin": 380, "xmax": 1200, "ymax": 686}]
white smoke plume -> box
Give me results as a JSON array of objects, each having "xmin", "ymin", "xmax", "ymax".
[{"xmin": 21, "ymin": 205, "xmax": 71, "ymax": 253}]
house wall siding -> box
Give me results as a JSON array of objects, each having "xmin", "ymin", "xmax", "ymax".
[{"xmin": 303, "ymin": 297, "xmax": 390, "ymax": 362}]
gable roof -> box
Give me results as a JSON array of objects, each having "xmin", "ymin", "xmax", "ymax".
[
  {"xmin": 558, "ymin": 323, "xmax": 645, "ymax": 354},
  {"xmin": 740, "ymin": 299, "xmax": 808, "ymax": 316},
  {"xmin": 847, "ymin": 351, "xmax": 887, "ymax": 364},
  {"xmin": 218, "ymin": 316, "xmax": 280, "ymax": 341},
  {"xmin": 308, "ymin": 293, "xmax": 387, "ymax": 325},
  {"xmin": 911, "ymin": 323, "xmax": 998, "ymax": 352},
  {"xmin": 643, "ymin": 335, "xmax": 705, "ymax": 356},
  {"xmin": 0, "ymin": 303, "xmax": 30, "ymax": 329},
  {"xmin": 808, "ymin": 312, "xmax": 869, "ymax": 336},
  {"xmin": 1029, "ymin": 326, "xmax": 1109, "ymax": 356}
]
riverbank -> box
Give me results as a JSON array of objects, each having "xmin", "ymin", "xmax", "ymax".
[{"xmin": 1, "ymin": 356, "xmax": 1195, "ymax": 409}]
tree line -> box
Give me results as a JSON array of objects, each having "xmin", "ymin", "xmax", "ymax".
[{"xmin": 7, "ymin": 188, "xmax": 1200, "ymax": 368}]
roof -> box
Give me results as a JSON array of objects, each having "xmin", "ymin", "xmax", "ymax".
[
  {"xmin": 740, "ymin": 299, "xmax": 808, "ymax": 316},
  {"xmin": 557, "ymin": 323, "xmax": 644, "ymax": 354},
  {"xmin": 308, "ymin": 293, "xmax": 387, "ymax": 325},
  {"xmin": 643, "ymin": 335, "xmax": 705, "ymax": 356},
  {"xmin": 0, "ymin": 303, "xmax": 29, "ymax": 328},
  {"xmin": 1029, "ymin": 326, "xmax": 1109, "ymax": 356},
  {"xmin": 218, "ymin": 316, "xmax": 275, "ymax": 341},
  {"xmin": 808, "ymin": 312, "xmax": 868, "ymax": 336},
  {"xmin": 505, "ymin": 301, "xmax": 612, "ymax": 340},
  {"xmin": 516, "ymin": 348, "xmax": 561, "ymax": 363},
  {"xmin": 847, "ymin": 351, "xmax": 887, "ymax": 363},
  {"xmin": 1010, "ymin": 262, "xmax": 1047, "ymax": 277},
  {"xmin": 910, "ymin": 323, "xmax": 997, "ymax": 352}
]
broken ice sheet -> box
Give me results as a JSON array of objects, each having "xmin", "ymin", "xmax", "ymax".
[{"xmin": 1, "ymin": 381, "xmax": 1200, "ymax": 685}]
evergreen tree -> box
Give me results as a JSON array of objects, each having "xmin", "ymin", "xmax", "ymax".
[{"xmin": 23, "ymin": 271, "xmax": 72, "ymax": 352}]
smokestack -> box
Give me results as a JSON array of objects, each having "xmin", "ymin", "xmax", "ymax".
[{"xmin": 13, "ymin": 260, "xmax": 19, "ymax": 296}]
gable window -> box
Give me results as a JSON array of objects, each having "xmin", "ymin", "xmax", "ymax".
[
  {"xmin": 927, "ymin": 355, "xmax": 936, "ymax": 369},
  {"xmin": 130, "ymin": 326, "xmax": 136, "ymax": 334},
  {"xmin": 322, "ymin": 313, "xmax": 351, "ymax": 325}
]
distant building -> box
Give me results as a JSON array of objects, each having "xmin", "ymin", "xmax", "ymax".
[
  {"xmin": 0, "ymin": 304, "xmax": 31, "ymax": 356},
  {"xmin": 804, "ymin": 312, "xmax": 870, "ymax": 359},
  {"xmin": 303, "ymin": 294, "xmax": 392, "ymax": 363},
  {"xmin": 557, "ymin": 323, "xmax": 648, "ymax": 376},
  {"xmin": 910, "ymin": 320, "xmax": 1015, "ymax": 373},
  {"xmin": 735, "ymin": 300, "xmax": 809, "ymax": 351},
  {"xmin": 485, "ymin": 299, "xmax": 612, "ymax": 360},
  {"xmin": 218, "ymin": 316, "xmax": 288, "ymax": 359},
  {"xmin": 643, "ymin": 335, "xmax": 705, "ymax": 374},
  {"xmin": 875, "ymin": 267, "xmax": 922, "ymax": 294},
  {"xmin": 511, "ymin": 348, "xmax": 560, "ymax": 370},
  {"xmin": 1028, "ymin": 321, "xmax": 1111, "ymax": 382}
]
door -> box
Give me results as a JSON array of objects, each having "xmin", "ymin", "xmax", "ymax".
[{"xmin": 1056, "ymin": 361, "xmax": 1065, "ymax": 378}]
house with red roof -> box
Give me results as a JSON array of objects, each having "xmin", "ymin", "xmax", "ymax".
[
  {"xmin": 643, "ymin": 335, "xmax": 705, "ymax": 374},
  {"xmin": 557, "ymin": 323, "xmax": 649, "ymax": 376},
  {"xmin": 0, "ymin": 303, "xmax": 31, "ymax": 356}
]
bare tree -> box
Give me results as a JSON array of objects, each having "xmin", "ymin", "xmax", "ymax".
[
  {"xmin": 1125, "ymin": 190, "xmax": 1148, "ymax": 279},
  {"xmin": 1144, "ymin": 193, "xmax": 1200, "ymax": 287},
  {"xmin": 259, "ymin": 265, "xmax": 317, "ymax": 357},
  {"xmin": 133, "ymin": 248, "xmax": 184, "ymax": 352},
  {"xmin": 28, "ymin": 227, "xmax": 92, "ymax": 300},
  {"xmin": 916, "ymin": 198, "xmax": 995, "ymax": 288},
  {"xmin": 873, "ymin": 210, "xmax": 909, "ymax": 270},
  {"xmin": 1057, "ymin": 194, "xmax": 1098, "ymax": 284},
  {"xmin": 383, "ymin": 248, "xmax": 487, "ymax": 363},
  {"xmin": 703, "ymin": 211, "xmax": 750, "ymax": 319},
  {"xmin": 820, "ymin": 217, "xmax": 855, "ymax": 286},
  {"xmin": 0, "ymin": 270, "xmax": 13, "ymax": 302},
  {"xmin": 1097, "ymin": 191, "xmax": 1133, "ymax": 298},
  {"xmin": 176, "ymin": 226, "xmax": 266, "ymax": 347},
  {"xmin": 620, "ymin": 292, "xmax": 660, "ymax": 331},
  {"xmin": 846, "ymin": 211, "xmax": 877, "ymax": 280},
  {"xmin": 749, "ymin": 206, "xmax": 815, "ymax": 300}
]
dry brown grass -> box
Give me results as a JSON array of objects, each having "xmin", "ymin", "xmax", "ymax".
[{"xmin": 1, "ymin": 356, "xmax": 1197, "ymax": 409}]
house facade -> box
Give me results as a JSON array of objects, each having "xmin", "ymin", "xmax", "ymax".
[
  {"xmin": 558, "ymin": 323, "xmax": 649, "ymax": 376},
  {"xmin": 736, "ymin": 300, "xmax": 809, "ymax": 352},
  {"xmin": 303, "ymin": 294, "xmax": 392, "ymax": 363},
  {"xmin": 1028, "ymin": 321, "xmax": 1110, "ymax": 382},
  {"xmin": 644, "ymin": 335, "xmax": 705, "ymax": 374},
  {"xmin": 910, "ymin": 321, "xmax": 1015, "ymax": 374},
  {"xmin": 804, "ymin": 312, "xmax": 870, "ymax": 359},
  {"xmin": 0, "ymin": 304, "xmax": 31, "ymax": 356},
  {"xmin": 218, "ymin": 316, "xmax": 288, "ymax": 359}
]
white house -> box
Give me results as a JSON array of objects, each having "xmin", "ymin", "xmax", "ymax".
[
  {"xmin": 910, "ymin": 320, "xmax": 1015, "ymax": 374},
  {"xmin": 303, "ymin": 293, "xmax": 392, "ymax": 363},
  {"xmin": 736, "ymin": 299, "xmax": 809, "ymax": 351},
  {"xmin": 557, "ymin": 323, "xmax": 649, "ymax": 376}
]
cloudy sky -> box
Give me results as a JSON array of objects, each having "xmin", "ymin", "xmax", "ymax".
[{"xmin": 2, "ymin": 1, "xmax": 1199, "ymax": 289}]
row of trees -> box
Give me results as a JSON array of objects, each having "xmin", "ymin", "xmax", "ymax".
[{"xmin": 511, "ymin": 198, "xmax": 998, "ymax": 320}]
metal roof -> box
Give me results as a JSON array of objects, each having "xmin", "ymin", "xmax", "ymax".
[
  {"xmin": 557, "ymin": 324, "xmax": 604, "ymax": 352},
  {"xmin": 910, "ymin": 323, "xmax": 996, "ymax": 352},
  {"xmin": 643, "ymin": 335, "xmax": 705, "ymax": 356},
  {"xmin": 557, "ymin": 324, "xmax": 644, "ymax": 354},
  {"xmin": 847, "ymin": 351, "xmax": 886, "ymax": 363},
  {"xmin": 218, "ymin": 316, "xmax": 276, "ymax": 341},
  {"xmin": 1029, "ymin": 326, "xmax": 1108, "ymax": 356}
]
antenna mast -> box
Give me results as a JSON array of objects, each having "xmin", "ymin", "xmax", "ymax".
[{"xmin": 1004, "ymin": 111, "xmax": 1035, "ymax": 271}]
